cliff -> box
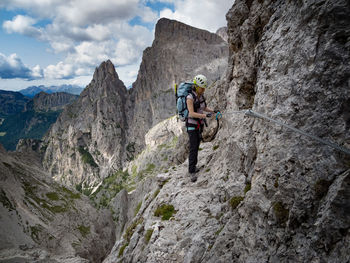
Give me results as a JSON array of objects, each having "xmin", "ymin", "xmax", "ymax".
[
  {"xmin": 32, "ymin": 91, "xmax": 78, "ymax": 112},
  {"xmin": 0, "ymin": 145, "xmax": 115, "ymax": 262},
  {"xmin": 42, "ymin": 18, "xmax": 228, "ymax": 189},
  {"xmin": 43, "ymin": 60, "xmax": 129, "ymax": 187},
  {"xmin": 103, "ymin": 0, "xmax": 350, "ymax": 262}
]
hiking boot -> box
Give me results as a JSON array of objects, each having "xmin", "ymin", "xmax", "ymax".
[{"xmin": 190, "ymin": 173, "xmax": 197, "ymax": 182}]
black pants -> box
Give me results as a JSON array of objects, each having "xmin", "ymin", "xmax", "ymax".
[{"xmin": 188, "ymin": 129, "xmax": 201, "ymax": 173}]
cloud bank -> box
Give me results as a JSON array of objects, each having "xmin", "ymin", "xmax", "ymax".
[
  {"xmin": 1, "ymin": 0, "xmax": 233, "ymax": 86},
  {"xmin": 0, "ymin": 53, "xmax": 43, "ymax": 80}
]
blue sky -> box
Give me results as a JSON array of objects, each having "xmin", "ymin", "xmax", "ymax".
[{"xmin": 0, "ymin": 0, "xmax": 234, "ymax": 91}]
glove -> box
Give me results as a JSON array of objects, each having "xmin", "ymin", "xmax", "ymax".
[{"xmin": 206, "ymin": 113, "xmax": 212, "ymax": 118}]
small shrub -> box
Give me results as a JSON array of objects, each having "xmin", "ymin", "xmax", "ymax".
[
  {"xmin": 153, "ymin": 188, "xmax": 160, "ymax": 199},
  {"xmin": 215, "ymin": 226, "xmax": 224, "ymax": 235},
  {"xmin": 124, "ymin": 218, "xmax": 143, "ymax": 242},
  {"xmin": 144, "ymin": 229, "xmax": 154, "ymax": 244},
  {"xmin": 118, "ymin": 243, "xmax": 129, "ymax": 257},
  {"xmin": 145, "ymin": 163, "xmax": 156, "ymax": 174},
  {"xmin": 154, "ymin": 204, "xmax": 176, "ymax": 220},
  {"xmin": 213, "ymin": 145, "xmax": 220, "ymax": 150},
  {"xmin": 46, "ymin": 192, "xmax": 59, "ymax": 201},
  {"xmin": 135, "ymin": 201, "xmax": 142, "ymax": 216},
  {"xmin": 78, "ymin": 146, "xmax": 98, "ymax": 167},
  {"xmin": 229, "ymin": 196, "xmax": 244, "ymax": 209},
  {"xmin": 77, "ymin": 225, "xmax": 90, "ymax": 238},
  {"xmin": 244, "ymin": 183, "xmax": 251, "ymax": 194}
]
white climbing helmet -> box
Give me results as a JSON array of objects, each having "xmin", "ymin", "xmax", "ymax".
[{"xmin": 193, "ymin": 74, "xmax": 208, "ymax": 89}]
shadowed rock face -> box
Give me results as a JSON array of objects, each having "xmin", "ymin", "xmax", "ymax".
[
  {"xmin": 42, "ymin": 18, "xmax": 228, "ymax": 188},
  {"xmin": 32, "ymin": 91, "xmax": 78, "ymax": 112}
]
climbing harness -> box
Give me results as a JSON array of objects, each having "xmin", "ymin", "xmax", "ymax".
[{"xmin": 223, "ymin": 109, "xmax": 350, "ymax": 156}]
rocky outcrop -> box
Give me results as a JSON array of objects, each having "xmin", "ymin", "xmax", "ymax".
[
  {"xmin": 0, "ymin": 90, "xmax": 30, "ymax": 115},
  {"xmin": 32, "ymin": 91, "xmax": 78, "ymax": 112},
  {"xmin": 42, "ymin": 18, "xmax": 228, "ymax": 189},
  {"xmin": 103, "ymin": 0, "xmax": 350, "ymax": 262},
  {"xmin": 0, "ymin": 146, "xmax": 115, "ymax": 262},
  {"xmin": 216, "ymin": 27, "xmax": 228, "ymax": 42},
  {"xmin": 43, "ymin": 60, "xmax": 129, "ymax": 187},
  {"xmin": 126, "ymin": 18, "xmax": 228, "ymax": 151}
]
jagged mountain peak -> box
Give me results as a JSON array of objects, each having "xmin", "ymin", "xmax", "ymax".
[
  {"xmin": 154, "ymin": 18, "xmax": 224, "ymax": 44},
  {"xmin": 92, "ymin": 59, "xmax": 120, "ymax": 82}
]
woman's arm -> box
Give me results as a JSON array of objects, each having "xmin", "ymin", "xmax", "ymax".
[
  {"xmin": 204, "ymin": 106, "xmax": 214, "ymax": 113},
  {"xmin": 187, "ymin": 98, "xmax": 206, "ymax": 119}
]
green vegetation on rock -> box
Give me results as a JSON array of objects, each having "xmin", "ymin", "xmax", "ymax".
[
  {"xmin": 135, "ymin": 201, "xmax": 142, "ymax": 216},
  {"xmin": 124, "ymin": 217, "xmax": 143, "ymax": 242},
  {"xmin": 229, "ymin": 196, "xmax": 244, "ymax": 209},
  {"xmin": 118, "ymin": 243, "xmax": 129, "ymax": 258},
  {"xmin": 78, "ymin": 146, "xmax": 98, "ymax": 167},
  {"xmin": 77, "ymin": 225, "xmax": 90, "ymax": 238},
  {"xmin": 244, "ymin": 182, "xmax": 251, "ymax": 194},
  {"xmin": 145, "ymin": 229, "xmax": 154, "ymax": 244},
  {"xmin": 154, "ymin": 204, "xmax": 176, "ymax": 220}
]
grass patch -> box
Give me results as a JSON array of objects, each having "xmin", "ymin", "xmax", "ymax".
[
  {"xmin": 244, "ymin": 182, "xmax": 251, "ymax": 194},
  {"xmin": 78, "ymin": 146, "xmax": 98, "ymax": 167},
  {"xmin": 153, "ymin": 188, "xmax": 160, "ymax": 199},
  {"xmin": 144, "ymin": 229, "xmax": 154, "ymax": 244},
  {"xmin": 229, "ymin": 196, "xmax": 244, "ymax": 209},
  {"xmin": 124, "ymin": 218, "xmax": 143, "ymax": 242},
  {"xmin": 135, "ymin": 201, "xmax": 142, "ymax": 216},
  {"xmin": 205, "ymin": 168, "xmax": 211, "ymax": 172},
  {"xmin": 119, "ymin": 243, "xmax": 129, "ymax": 258},
  {"xmin": 154, "ymin": 204, "xmax": 176, "ymax": 220},
  {"xmin": 215, "ymin": 226, "xmax": 224, "ymax": 235},
  {"xmin": 61, "ymin": 186, "xmax": 80, "ymax": 199},
  {"xmin": 77, "ymin": 225, "xmax": 90, "ymax": 238},
  {"xmin": 213, "ymin": 144, "xmax": 220, "ymax": 150},
  {"xmin": 46, "ymin": 192, "xmax": 59, "ymax": 201}
]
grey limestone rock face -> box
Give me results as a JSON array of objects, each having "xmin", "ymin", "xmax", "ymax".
[
  {"xmin": 103, "ymin": 0, "xmax": 350, "ymax": 262},
  {"xmin": 42, "ymin": 60, "xmax": 129, "ymax": 187},
  {"xmin": 126, "ymin": 18, "xmax": 228, "ymax": 152},
  {"xmin": 42, "ymin": 18, "xmax": 228, "ymax": 190},
  {"xmin": 0, "ymin": 147, "xmax": 115, "ymax": 262},
  {"xmin": 32, "ymin": 91, "xmax": 78, "ymax": 112}
]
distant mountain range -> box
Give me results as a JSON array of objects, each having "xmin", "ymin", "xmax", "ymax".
[
  {"xmin": 19, "ymin": 84, "xmax": 84, "ymax": 97},
  {"xmin": 0, "ymin": 90, "xmax": 78, "ymax": 150}
]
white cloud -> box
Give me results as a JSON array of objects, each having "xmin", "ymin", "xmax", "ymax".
[
  {"xmin": 159, "ymin": 0, "xmax": 234, "ymax": 32},
  {"xmin": 3, "ymin": 15, "xmax": 42, "ymax": 37},
  {"xmin": 44, "ymin": 62, "xmax": 74, "ymax": 79},
  {"xmin": 1, "ymin": 0, "xmax": 233, "ymax": 87},
  {"xmin": 0, "ymin": 53, "xmax": 43, "ymax": 79}
]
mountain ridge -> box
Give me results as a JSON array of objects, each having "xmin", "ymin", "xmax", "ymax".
[{"xmin": 19, "ymin": 84, "xmax": 84, "ymax": 97}]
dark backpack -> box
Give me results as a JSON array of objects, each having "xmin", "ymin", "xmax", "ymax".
[{"xmin": 175, "ymin": 82, "xmax": 197, "ymax": 121}]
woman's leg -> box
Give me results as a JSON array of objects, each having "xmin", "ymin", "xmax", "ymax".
[{"xmin": 188, "ymin": 129, "xmax": 200, "ymax": 173}]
